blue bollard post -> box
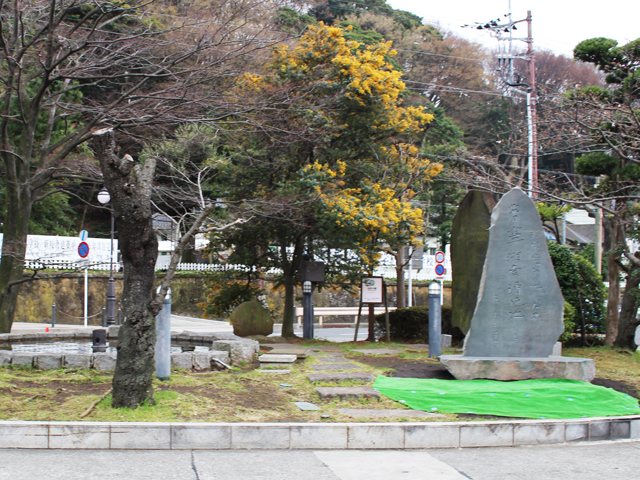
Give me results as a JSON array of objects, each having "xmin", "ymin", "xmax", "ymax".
[
  {"xmin": 155, "ymin": 288, "xmax": 172, "ymax": 380},
  {"xmin": 428, "ymin": 281, "xmax": 442, "ymax": 358}
]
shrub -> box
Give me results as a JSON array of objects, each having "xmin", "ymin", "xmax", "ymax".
[
  {"xmin": 548, "ymin": 241, "xmax": 606, "ymax": 335},
  {"xmin": 561, "ymin": 301, "xmax": 577, "ymax": 344},
  {"xmin": 200, "ymin": 276, "xmax": 263, "ymax": 318},
  {"xmin": 374, "ymin": 306, "xmax": 456, "ymax": 343}
]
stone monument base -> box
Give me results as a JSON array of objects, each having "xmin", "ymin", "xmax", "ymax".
[{"xmin": 440, "ymin": 355, "xmax": 595, "ymax": 382}]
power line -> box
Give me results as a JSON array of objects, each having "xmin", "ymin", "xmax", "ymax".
[{"xmin": 404, "ymin": 80, "xmax": 505, "ymax": 98}]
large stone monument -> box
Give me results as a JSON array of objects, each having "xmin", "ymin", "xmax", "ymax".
[
  {"xmin": 441, "ymin": 188, "xmax": 595, "ymax": 381},
  {"xmin": 450, "ymin": 190, "xmax": 496, "ymax": 336}
]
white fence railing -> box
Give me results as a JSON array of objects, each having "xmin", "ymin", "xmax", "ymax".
[
  {"xmin": 11, "ymin": 234, "xmax": 452, "ymax": 280},
  {"xmin": 22, "ymin": 258, "xmax": 451, "ymax": 281}
]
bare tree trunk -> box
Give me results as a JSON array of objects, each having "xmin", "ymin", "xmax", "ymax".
[
  {"xmin": 605, "ymin": 254, "xmax": 620, "ymax": 346},
  {"xmin": 0, "ymin": 180, "xmax": 32, "ymax": 333},
  {"xmin": 279, "ymin": 236, "xmax": 304, "ymax": 338},
  {"xmin": 91, "ymin": 131, "xmax": 158, "ymax": 408},
  {"xmin": 282, "ymin": 276, "xmax": 296, "ymax": 338},
  {"xmin": 614, "ymin": 267, "xmax": 640, "ymax": 349},
  {"xmin": 604, "ymin": 217, "xmax": 624, "ymax": 346}
]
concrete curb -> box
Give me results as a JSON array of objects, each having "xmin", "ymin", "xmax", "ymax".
[{"xmin": 1, "ymin": 416, "xmax": 638, "ymax": 450}]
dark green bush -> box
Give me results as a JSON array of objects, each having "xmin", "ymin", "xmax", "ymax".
[
  {"xmin": 548, "ymin": 241, "xmax": 606, "ymax": 335},
  {"xmin": 561, "ymin": 301, "xmax": 577, "ymax": 343},
  {"xmin": 200, "ymin": 276, "xmax": 263, "ymax": 318},
  {"xmin": 374, "ymin": 306, "xmax": 455, "ymax": 343}
]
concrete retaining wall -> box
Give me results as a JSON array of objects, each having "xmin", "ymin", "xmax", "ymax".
[{"xmin": 0, "ymin": 417, "xmax": 638, "ymax": 450}]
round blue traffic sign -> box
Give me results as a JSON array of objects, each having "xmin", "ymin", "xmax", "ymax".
[
  {"xmin": 78, "ymin": 241, "xmax": 90, "ymax": 258},
  {"xmin": 435, "ymin": 264, "xmax": 446, "ymax": 276}
]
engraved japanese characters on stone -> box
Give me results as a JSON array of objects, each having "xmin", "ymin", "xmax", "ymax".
[{"xmin": 463, "ymin": 188, "xmax": 564, "ymax": 357}]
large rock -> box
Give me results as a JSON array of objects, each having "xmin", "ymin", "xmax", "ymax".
[
  {"xmin": 451, "ymin": 190, "xmax": 496, "ymax": 335},
  {"xmin": 464, "ymin": 188, "xmax": 564, "ymax": 357},
  {"xmin": 229, "ymin": 300, "xmax": 273, "ymax": 337}
]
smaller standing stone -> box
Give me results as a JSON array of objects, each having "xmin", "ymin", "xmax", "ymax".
[
  {"xmin": 64, "ymin": 354, "xmax": 92, "ymax": 369},
  {"xmin": 171, "ymin": 352, "xmax": 194, "ymax": 370},
  {"xmin": 34, "ymin": 354, "xmax": 63, "ymax": 370},
  {"xmin": 192, "ymin": 352, "xmax": 212, "ymax": 372},
  {"xmin": 92, "ymin": 352, "xmax": 117, "ymax": 371},
  {"xmin": 11, "ymin": 353, "xmax": 34, "ymax": 367}
]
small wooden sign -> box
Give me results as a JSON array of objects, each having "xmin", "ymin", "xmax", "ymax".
[{"xmin": 361, "ymin": 276, "xmax": 384, "ymax": 304}]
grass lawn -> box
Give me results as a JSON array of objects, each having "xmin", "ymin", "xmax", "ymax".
[{"xmin": 0, "ymin": 344, "xmax": 637, "ymax": 422}]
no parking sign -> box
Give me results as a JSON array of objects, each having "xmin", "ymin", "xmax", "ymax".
[
  {"xmin": 77, "ymin": 241, "xmax": 90, "ymax": 258},
  {"xmin": 434, "ymin": 250, "xmax": 445, "ymax": 278}
]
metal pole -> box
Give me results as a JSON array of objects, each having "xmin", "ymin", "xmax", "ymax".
[
  {"xmin": 384, "ymin": 282, "xmax": 390, "ymax": 343},
  {"xmin": 353, "ymin": 301, "xmax": 363, "ymax": 342},
  {"xmin": 526, "ymin": 10, "xmax": 538, "ymax": 198},
  {"xmin": 83, "ymin": 264, "xmax": 88, "ymax": 327},
  {"xmin": 155, "ymin": 288, "xmax": 172, "ymax": 380},
  {"xmin": 106, "ymin": 211, "xmax": 116, "ymax": 325},
  {"xmin": 302, "ymin": 281, "xmax": 313, "ymax": 339},
  {"xmin": 51, "ymin": 303, "xmax": 57, "ymax": 328},
  {"xmin": 428, "ymin": 282, "xmax": 442, "ymax": 358},
  {"xmin": 407, "ymin": 247, "xmax": 413, "ymax": 307}
]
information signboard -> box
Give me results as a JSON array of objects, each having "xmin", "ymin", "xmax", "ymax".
[{"xmin": 361, "ymin": 276, "xmax": 384, "ymax": 304}]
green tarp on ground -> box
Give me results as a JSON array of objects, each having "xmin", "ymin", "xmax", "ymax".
[{"xmin": 373, "ymin": 376, "xmax": 640, "ymax": 419}]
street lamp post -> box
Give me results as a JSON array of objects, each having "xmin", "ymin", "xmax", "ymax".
[{"xmin": 97, "ymin": 187, "xmax": 116, "ymax": 326}]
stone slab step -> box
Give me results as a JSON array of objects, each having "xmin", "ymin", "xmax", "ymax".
[
  {"xmin": 338, "ymin": 408, "xmax": 445, "ymax": 419},
  {"xmin": 295, "ymin": 401, "xmax": 320, "ymax": 411},
  {"xmin": 316, "ymin": 355, "xmax": 348, "ymax": 363},
  {"xmin": 256, "ymin": 369, "xmax": 291, "ymax": 374},
  {"xmin": 312, "ymin": 363, "xmax": 359, "ymax": 371},
  {"xmin": 258, "ymin": 354, "xmax": 297, "ymax": 364},
  {"xmin": 351, "ymin": 348, "xmax": 402, "ymax": 355},
  {"xmin": 316, "ymin": 387, "xmax": 380, "ymax": 400},
  {"xmin": 267, "ymin": 348, "xmax": 311, "ymax": 359},
  {"xmin": 307, "ymin": 372, "xmax": 375, "ymax": 383}
]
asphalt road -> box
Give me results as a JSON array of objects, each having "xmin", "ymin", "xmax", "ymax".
[
  {"xmin": 12, "ymin": 316, "xmax": 368, "ymax": 342},
  {"xmin": 0, "ymin": 442, "xmax": 638, "ymax": 480}
]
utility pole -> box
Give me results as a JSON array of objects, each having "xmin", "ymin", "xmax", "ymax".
[
  {"xmin": 469, "ymin": 6, "xmax": 539, "ymax": 197},
  {"xmin": 525, "ymin": 11, "xmax": 539, "ymax": 198}
]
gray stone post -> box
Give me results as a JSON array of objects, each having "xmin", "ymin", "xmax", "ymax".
[
  {"xmin": 428, "ymin": 281, "xmax": 442, "ymax": 358},
  {"xmin": 155, "ymin": 288, "xmax": 172, "ymax": 380}
]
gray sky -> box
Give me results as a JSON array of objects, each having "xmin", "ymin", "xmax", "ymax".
[{"xmin": 387, "ymin": 0, "xmax": 639, "ymax": 57}]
